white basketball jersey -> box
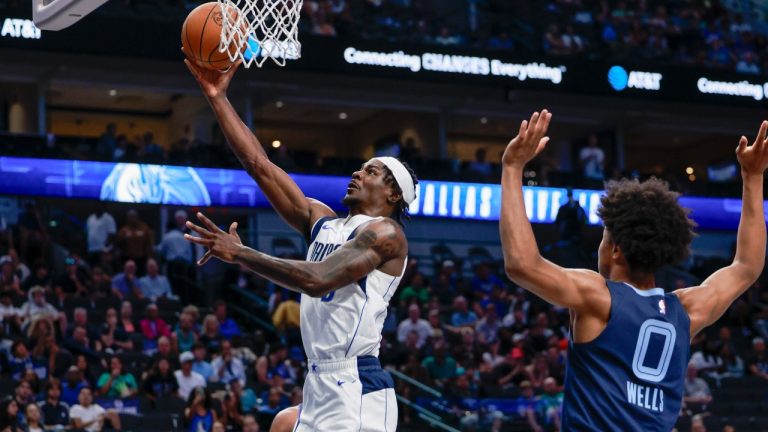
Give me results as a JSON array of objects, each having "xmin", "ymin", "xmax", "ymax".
[{"xmin": 301, "ymin": 214, "xmax": 405, "ymax": 360}]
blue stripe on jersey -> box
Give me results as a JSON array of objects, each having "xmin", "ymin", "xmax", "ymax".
[
  {"xmin": 562, "ymin": 280, "xmax": 691, "ymax": 431},
  {"xmin": 292, "ymin": 403, "xmax": 303, "ymax": 432},
  {"xmin": 357, "ymin": 356, "xmax": 394, "ymax": 395},
  {"xmin": 308, "ymin": 216, "xmax": 335, "ymax": 245},
  {"xmin": 347, "ymin": 227, "xmax": 360, "ymax": 241},
  {"xmin": 345, "ymin": 290, "xmax": 369, "ymax": 357}
]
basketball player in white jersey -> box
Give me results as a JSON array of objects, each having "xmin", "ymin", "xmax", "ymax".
[{"xmin": 183, "ymin": 59, "xmax": 417, "ymax": 431}]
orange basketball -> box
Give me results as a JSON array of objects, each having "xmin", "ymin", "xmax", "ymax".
[{"xmin": 182, "ymin": 2, "xmax": 243, "ymax": 70}]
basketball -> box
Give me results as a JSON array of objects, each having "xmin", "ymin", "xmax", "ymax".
[{"xmin": 181, "ymin": 2, "xmax": 243, "ymax": 70}]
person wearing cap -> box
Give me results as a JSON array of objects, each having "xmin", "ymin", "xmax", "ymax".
[
  {"xmin": 183, "ymin": 61, "xmax": 419, "ymax": 432},
  {"xmin": 175, "ymin": 351, "xmax": 206, "ymax": 400}
]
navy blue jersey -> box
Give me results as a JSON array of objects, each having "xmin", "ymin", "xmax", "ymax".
[{"xmin": 562, "ymin": 281, "xmax": 691, "ymax": 431}]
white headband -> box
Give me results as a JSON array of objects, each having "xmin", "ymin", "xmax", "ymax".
[{"xmin": 372, "ymin": 157, "xmax": 416, "ymax": 205}]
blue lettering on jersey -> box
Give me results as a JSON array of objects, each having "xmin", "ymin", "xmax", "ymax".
[{"xmin": 308, "ymin": 242, "xmax": 342, "ymax": 263}]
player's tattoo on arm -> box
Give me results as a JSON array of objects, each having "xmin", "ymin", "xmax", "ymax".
[{"xmin": 234, "ymin": 222, "xmax": 403, "ymax": 298}]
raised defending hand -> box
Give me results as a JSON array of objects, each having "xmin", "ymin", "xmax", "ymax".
[
  {"xmin": 184, "ymin": 212, "xmax": 243, "ymax": 266},
  {"xmin": 737, "ymin": 120, "xmax": 768, "ymax": 176},
  {"xmin": 182, "ymin": 48, "xmax": 242, "ymax": 99},
  {"xmin": 502, "ymin": 110, "xmax": 553, "ymax": 168}
]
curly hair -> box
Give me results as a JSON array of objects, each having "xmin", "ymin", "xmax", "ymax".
[
  {"xmin": 597, "ymin": 178, "xmax": 697, "ymax": 273},
  {"xmin": 380, "ymin": 161, "xmax": 419, "ymax": 226}
]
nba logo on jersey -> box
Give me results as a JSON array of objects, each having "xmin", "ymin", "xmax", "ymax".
[{"xmin": 658, "ymin": 299, "xmax": 666, "ymax": 315}]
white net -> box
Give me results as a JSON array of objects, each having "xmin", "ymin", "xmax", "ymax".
[{"xmin": 217, "ymin": 0, "xmax": 304, "ymax": 68}]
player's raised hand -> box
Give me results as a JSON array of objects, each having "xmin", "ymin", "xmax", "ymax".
[
  {"xmin": 184, "ymin": 212, "xmax": 243, "ymax": 266},
  {"xmin": 182, "ymin": 48, "xmax": 242, "ymax": 99},
  {"xmin": 737, "ymin": 120, "xmax": 768, "ymax": 176},
  {"xmin": 502, "ymin": 110, "xmax": 552, "ymax": 169}
]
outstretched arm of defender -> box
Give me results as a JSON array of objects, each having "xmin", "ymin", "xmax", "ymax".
[
  {"xmin": 183, "ymin": 57, "xmax": 335, "ymax": 238},
  {"xmin": 676, "ymin": 121, "xmax": 768, "ymax": 336},
  {"xmin": 185, "ymin": 212, "xmax": 405, "ymax": 298},
  {"xmin": 499, "ymin": 111, "xmax": 607, "ymax": 314}
]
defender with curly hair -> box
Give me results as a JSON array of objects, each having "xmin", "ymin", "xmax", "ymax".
[{"xmin": 500, "ymin": 110, "xmax": 767, "ymax": 431}]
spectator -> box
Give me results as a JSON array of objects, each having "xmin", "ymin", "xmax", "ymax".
[
  {"xmin": 141, "ymin": 132, "xmax": 164, "ymax": 160},
  {"xmin": 19, "ymin": 286, "xmax": 65, "ymax": 333},
  {"xmin": 17, "ymin": 202, "xmax": 49, "ymax": 264},
  {"xmin": 434, "ymin": 26, "xmax": 460, "ymax": 46},
  {"xmin": 255, "ymin": 343, "xmax": 290, "ymax": 390},
  {"xmin": 543, "ymin": 24, "xmax": 567, "ymax": 55},
  {"xmin": 64, "ymin": 326, "xmax": 98, "ymax": 364},
  {"xmin": 191, "ymin": 343, "xmax": 214, "ymax": 382},
  {"xmin": 85, "ymin": 205, "xmax": 117, "ymax": 264},
  {"xmin": 158, "ymin": 210, "xmax": 195, "ymax": 265},
  {"xmin": 475, "ymin": 303, "xmax": 500, "ymax": 345},
  {"xmin": 13, "ymin": 379, "xmax": 34, "ymax": 422},
  {"xmin": 147, "ymin": 336, "xmax": 179, "ymax": 374},
  {"xmin": 579, "ymin": 134, "xmax": 605, "ymax": 181},
  {"xmin": 450, "ymin": 296, "xmax": 478, "ymax": 329},
  {"xmin": 690, "ymin": 340, "xmax": 724, "ymax": 377},
  {"xmin": 562, "ymin": 25, "xmax": 586, "ymax": 54},
  {"xmin": 96, "ymin": 123, "xmax": 117, "ymax": 161},
  {"xmin": 38, "ymin": 379, "xmax": 70, "ymax": 430},
  {"xmin": 214, "ymin": 301, "xmax": 241, "ymax": 340},
  {"xmin": 199, "ymin": 314, "xmax": 223, "ymax": 354},
  {"xmin": 421, "ymin": 339, "xmax": 457, "ymax": 387},
  {"xmin": 211, "ymin": 339, "xmax": 246, "ymax": 386},
  {"xmin": 221, "ymin": 385, "xmax": 244, "ymax": 430},
  {"xmin": 97, "ymin": 356, "xmax": 138, "ymax": 399},
  {"xmin": 24, "ymin": 404, "xmax": 44, "ymax": 432},
  {"xmin": 242, "ymin": 414, "xmax": 259, "ymax": 432},
  {"xmin": 0, "ymin": 291, "xmax": 22, "ymax": 340},
  {"xmin": 22, "ymin": 261, "xmax": 52, "ymax": 292},
  {"xmin": 397, "ymin": 304, "xmax": 432, "ymax": 349},
  {"xmin": 175, "ymin": 352, "xmax": 206, "ymax": 400},
  {"xmin": 143, "ymin": 358, "xmax": 179, "ymax": 401},
  {"xmin": 173, "ymin": 312, "xmax": 198, "ymax": 353},
  {"xmin": 54, "ymin": 255, "xmax": 88, "ymax": 297},
  {"xmin": 467, "ymin": 148, "xmax": 493, "ymax": 180},
  {"xmin": 115, "ymin": 209, "xmax": 154, "ymax": 272},
  {"xmin": 470, "ymin": 263, "xmax": 503, "ymax": 296},
  {"xmin": 0, "ymin": 255, "xmax": 22, "ymax": 297},
  {"xmin": 100, "ymin": 307, "xmax": 133, "ymax": 354},
  {"xmin": 89, "ymin": 265, "xmax": 113, "ymax": 298},
  {"xmin": 140, "ymin": 303, "xmax": 171, "ymax": 354},
  {"xmin": 487, "ymin": 31, "xmax": 514, "ymax": 50},
  {"xmin": 736, "ymin": 51, "xmax": 760, "ymax": 74},
  {"xmin": 111, "ymin": 260, "xmax": 142, "ymax": 299},
  {"xmin": 118, "ymin": 301, "xmax": 137, "ymax": 335},
  {"xmin": 719, "ymin": 344, "xmax": 745, "ymax": 379},
  {"xmin": 527, "ymin": 377, "xmax": 563, "ymax": 432},
  {"xmin": 0, "ymin": 396, "xmax": 22, "ymax": 432},
  {"xmin": 184, "ymin": 386, "xmax": 217, "ymax": 432},
  {"xmin": 138, "ymin": 258, "xmax": 175, "ymax": 301},
  {"xmin": 398, "ymin": 272, "xmax": 430, "ymax": 307},
  {"xmin": 61, "ymin": 366, "xmax": 88, "ymax": 407},
  {"xmin": 748, "ymin": 337, "xmax": 768, "ymax": 380},
  {"xmin": 70, "ymin": 387, "xmax": 121, "ymax": 432},
  {"xmin": 66, "ymin": 308, "xmax": 96, "ymax": 340},
  {"xmin": 7, "ymin": 340, "xmax": 33, "ymax": 382},
  {"xmin": 229, "ymin": 379, "xmax": 257, "ymax": 414},
  {"xmin": 555, "ymin": 189, "xmax": 587, "ymax": 244},
  {"xmin": 271, "ymin": 294, "xmax": 300, "ymax": 335},
  {"xmin": 683, "ymin": 364, "xmax": 712, "ymax": 414}
]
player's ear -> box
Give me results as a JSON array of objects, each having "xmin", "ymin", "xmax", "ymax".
[
  {"xmin": 612, "ymin": 244, "xmax": 623, "ymax": 262},
  {"xmin": 387, "ymin": 190, "xmax": 402, "ymax": 206}
]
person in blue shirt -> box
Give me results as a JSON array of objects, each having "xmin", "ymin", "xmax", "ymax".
[
  {"xmin": 500, "ymin": 111, "xmax": 768, "ymax": 431},
  {"xmin": 191, "ymin": 342, "xmax": 214, "ymax": 381},
  {"xmin": 213, "ymin": 301, "xmax": 241, "ymax": 340},
  {"xmin": 449, "ymin": 296, "xmax": 477, "ymax": 328},
  {"xmin": 138, "ymin": 258, "xmax": 176, "ymax": 301}
]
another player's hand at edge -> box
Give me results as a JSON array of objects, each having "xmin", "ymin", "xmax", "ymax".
[
  {"xmin": 502, "ymin": 109, "xmax": 552, "ymax": 169},
  {"xmin": 736, "ymin": 120, "xmax": 768, "ymax": 176},
  {"xmin": 184, "ymin": 212, "xmax": 244, "ymax": 266},
  {"xmin": 182, "ymin": 47, "xmax": 242, "ymax": 99}
]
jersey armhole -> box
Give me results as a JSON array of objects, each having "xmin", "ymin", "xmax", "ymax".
[
  {"xmin": 571, "ymin": 280, "xmax": 617, "ymax": 346},
  {"xmin": 307, "ymin": 216, "xmax": 335, "ymax": 245}
]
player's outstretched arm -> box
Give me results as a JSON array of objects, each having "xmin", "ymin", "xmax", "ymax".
[
  {"xmin": 185, "ymin": 212, "xmax": 405, "ymax": 298},
  {"xmin": 676, "ymin": 121, "xmax": 768, "ymax": 336},
  {"xmin": 183, "ymin": 57, "xmax": 335, "ymax": 239},
  {"xmin": 500, "ymin": 110, "xmax": 607, "ymax": 314}
]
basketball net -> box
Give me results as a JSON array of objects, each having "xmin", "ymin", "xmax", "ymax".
[{"xmin": 217, "ymin": 0, "xmax": 303, "ymax": 68}]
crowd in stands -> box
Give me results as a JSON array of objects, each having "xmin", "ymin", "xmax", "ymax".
[
  {"xmin": 0, "ymin": 195, "xmax": 766, "ymax": 431},
  {"xmin": 296, "ymin": 0, "xmax": 768, "ymax": 76}
]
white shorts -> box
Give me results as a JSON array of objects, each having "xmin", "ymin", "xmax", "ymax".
[{"xmin": 293, "ymin": 356, "xmax": 397, "ymax": 432}]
